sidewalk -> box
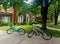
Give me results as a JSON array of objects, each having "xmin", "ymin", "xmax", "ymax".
[{"xmin": 0, "ymin": 30, "xmax": 60, "ymax": 44}]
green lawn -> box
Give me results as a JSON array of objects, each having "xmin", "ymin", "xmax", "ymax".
[
  {"xmin": 46, "ymin": 16, "xmax": 60, "ymax": 37},
  {"xmin": 0, "ymin": 25, "xmax": 33, "ymax": 32},
  {"xmin": 0, "ymin": 25, "xmax": 60, "ymax": 37},
  {"xmin": 47, "ymin": 15, "xmax": 60, "ymax": 29},
  {"xmin": 47, "ymin": 21, "xmax": 60, "ymax": 29},
  {"xmin": 49, "ymin": 30, "xmax": 60, "ymax": 38}
]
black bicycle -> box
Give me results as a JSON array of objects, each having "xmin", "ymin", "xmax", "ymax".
[{"xmin": 28, "ymin": 24, "xmax": 52, "ymax": 40}]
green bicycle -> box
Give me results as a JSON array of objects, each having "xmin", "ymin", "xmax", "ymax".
[{"xmin": 28, "ymin": 24, "xmax": 52, "ymax": 40}]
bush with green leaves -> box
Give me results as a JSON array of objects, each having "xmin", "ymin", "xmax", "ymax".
[
  {"xmin": 7, "ymin": 22, "xmax": 13, "ymax": 26},
  {"xmin": 17, "ymin": 22, "xmax": 26, "ymax": 25},
  {"xmin": 0, "ymin": 20, "xmax": 3, "ymax": 26}
]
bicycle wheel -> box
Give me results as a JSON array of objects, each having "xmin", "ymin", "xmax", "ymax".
[
  {"xmin": 42, "ymin": 31, "xmax": 52, "ymax": 40},
  {"xmin": 7, "ymin": 28, "xmax": 14, "ymax": 34},
  {"xmin": 18, "ymin": 28, "xmax": 25, "ymax": 35},
  {"xmin": 28, "ymin": 30, "xmax": 34, "ymax": 38}
]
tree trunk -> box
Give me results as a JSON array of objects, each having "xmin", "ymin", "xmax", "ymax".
[
  {"xmin": 13, "ymin": 6, "xmax": 18, "ymax": 25},
  {"xmin": 55, "ymin": 13, "xmax": 58, "ymax": 25},
  {"xmin": 41, "ymin": 7, "xmax": 48, "ymax": 30},
  {"xmin": 39, "ymin": 0, "xmax": 53, "ymax": 30},
  {"xmin": 54, "ymin": 9, "xmax": 58, "ymax": 25},
  {"xmin": 51, "ymin": 16, "xmax": 53, "ymax": 21}
]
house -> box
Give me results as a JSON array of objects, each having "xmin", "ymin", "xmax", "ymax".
[
  {"xmin": 0, "ymin": 7, "xmax": 39, "ymax": 24},
  {"xmin": 0, "ymin": 12, "xmax": 12, "ymax": 23}
]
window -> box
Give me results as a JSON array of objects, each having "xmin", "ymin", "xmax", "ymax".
[
  {"xmin": 26, "ymin": 14, "xmax": 30, "ymax": 22},
  {"xmin": 18, "ymin": 15, "xmax": 23, "ymax": 23},
  {"xmin": 2, "ymin": 16, "xmax": 10, "ymax": 23},
  {"xmin": 31, "ymin": 16, "xmax": 35, "ymax": 22}
]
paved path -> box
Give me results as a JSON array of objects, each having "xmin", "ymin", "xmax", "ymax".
[
  {"xmin": 35, "ymin": 24, "xmax": 60, "ymax": 31},
  {"xmin": 0, "ymin": 30, "xmax": 60, "ymax": 44}
]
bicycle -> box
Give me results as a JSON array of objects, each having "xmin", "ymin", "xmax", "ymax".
[
  {"xmin": 28, "ymin": 24, "xmax": 52, "ymax": 40},
  {"xmin": 6, "ymin": 24, "xmax": 25, "ymax": 35}
]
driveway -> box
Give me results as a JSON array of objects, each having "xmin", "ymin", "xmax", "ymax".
[{"xmin": 0, "ymin": 30, "xmax": 60, "ymax": 44}]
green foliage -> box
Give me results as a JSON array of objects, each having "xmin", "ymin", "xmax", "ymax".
[
  {"xmin": 7, "ymin": 22, "xmax": 13, "ymax": 26},
  {"xmin": 29, "ymin": 5, "xmax": 40, "ymax": 14},
  {"xmin": 34, "ymin": 0, "xmax": 43, "ymax": 6},
  {"xmin": 48, "ymin": 4, "xmax": 55, "ymax": 18},
  {"xmin": 0, "ymin": 20, "xmax": 9, "ymax": 26},
  {"xmin": 0, "ymin": 0, "xmax": 2, "ymax": 5},
  {"xmin": 17, "ymin": 22, "xmax": 26, "ymax": 25},
  {"xmin": 48, "ymin": 0, "xmax": 59, "ymax": 19},
  {"xmin": 11, "ymin": 0, "xmax": 24, "ymax": 7},
  {"xmin": 0, "ymin": 20, "xmax": 3, "ymax": 26},
  {"xmin": 2, "ymin": 0, "xmax": 10, "ymax": 10}
]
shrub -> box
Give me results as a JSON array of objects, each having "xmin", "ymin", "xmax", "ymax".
[
  {"xmin": 0, "ymin": 20, "xmax": 3, "ymax": 26},
  {"xmin": 7, "ymin": 22, "xmax": 13, "ymax": 26},
  {"xmin": 17, "ymin": 22, "xmax": 26, "ymax": 25}
]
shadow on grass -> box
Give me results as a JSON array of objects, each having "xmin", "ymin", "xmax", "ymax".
[{"xmin": 48, "ymin": 30, "xmax": 60, "ymax": 38}]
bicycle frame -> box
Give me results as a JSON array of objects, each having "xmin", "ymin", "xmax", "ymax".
[
  {"xmin": 32, "ymin": 24, "xmax": 43, "ymax": 35},
  {"xmin": 28, "ymin": 24, "xmax": 52, "ymax": 40},
  {"xmin": 32, "ymin": 25, "xmax": 39, "ymax": 35},
  {"xmin": 10, "ymin": 25, "xmax": 21, "ymax": 32}
]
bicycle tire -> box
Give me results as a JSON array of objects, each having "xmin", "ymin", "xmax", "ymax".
[
  {"xmin": 7, "ymin": 28, "xmax": 14, "ymax": 34},
  {"xmin": 28, "ymin": 30, "xmax": 34, "ymax": 38},
  {"xmin": 18, "ymin": 28, "xmax": 25, "ymax": 35},
  {"xmin": 42, "ymin": 31, "xmax": 52, "ymax": 40}
]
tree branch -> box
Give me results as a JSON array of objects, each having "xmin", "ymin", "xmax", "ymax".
[{"xmin": 47, "ymin": 0, "xmax": 53, "ymax": 7}]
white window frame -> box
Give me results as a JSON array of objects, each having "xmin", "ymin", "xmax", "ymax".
[
  {"xmin": 31, "ymin": 16, "xmax": 35, "ymax": 22},
  {"xmin": 26, "ymin": 14, "xmax": 30, "ymax": 22},
  {"xmin": 18, "ymin": 15, "xmax": 23, "ymax": 23}
]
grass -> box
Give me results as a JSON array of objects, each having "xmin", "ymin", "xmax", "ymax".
[
  {"xmin": 47, "ymin": 20, "xmax": 60, "ymax": 37},
  {"xmin": 47, "ymin": 15, "xmax": 60, "ymax": 29},
  {"xmin": 47, "ymin": 22, "xmax": 60, "ymax": 29},
  {"xmin": 0, "ymin": 25, "xmax": 33, "ymax": 32},
  {"xmin": 17, "ymin": 25, "xmax": 33, "ymax": 32},
  {"xmin": 0, "ymin": 25, "xmax": 60, "ymax": 38},
  {"xmin": 0, "ymin": 26, "xmax": 10, "ymax": 31},
  {"xmin": 46, "ymin": 16, "xmax": 60, "ymax": 37},
  {"xmin": 49, "ymin": 29, "xmax": 60, "ymax": 38}
]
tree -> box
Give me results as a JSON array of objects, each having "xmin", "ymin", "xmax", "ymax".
[
  {"xmin": 58, "ymin": 0, "xmax": 60, "ymax": 12},
  {"xmin": 0, "ymin": 0, "xmax": 3, "ymax": 12},
  {"xmin": 8, "ymin": 0, "xmax": 24, "ymax": 24},
  {"xmin": 48, "ymin": 4, "xmax": 55, "ymax": 22},
  {"xmin": 54, "ymin": 0, "xmax": 59, "ymax": 25},
  {"xmin": 30, "ymin": 5, "xmax": 40, "ymax": 15},
  {"xmin": 28, "ymin": 4, "xmax": 41, "ymax": 23},
  {"xmin": 25, "ymin": 0, "xmax": 53, "ymax": 30},
  {"xmin": 36, "ymin": 0, "xmax": 53, "ymax": 30},
  {"xmin": 2, "ymin": 0, "xmax": 10, "ymax": 12},
  {"xmin": 0, "ymin": 0, "xmax": 25, "ymax": 24}
]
